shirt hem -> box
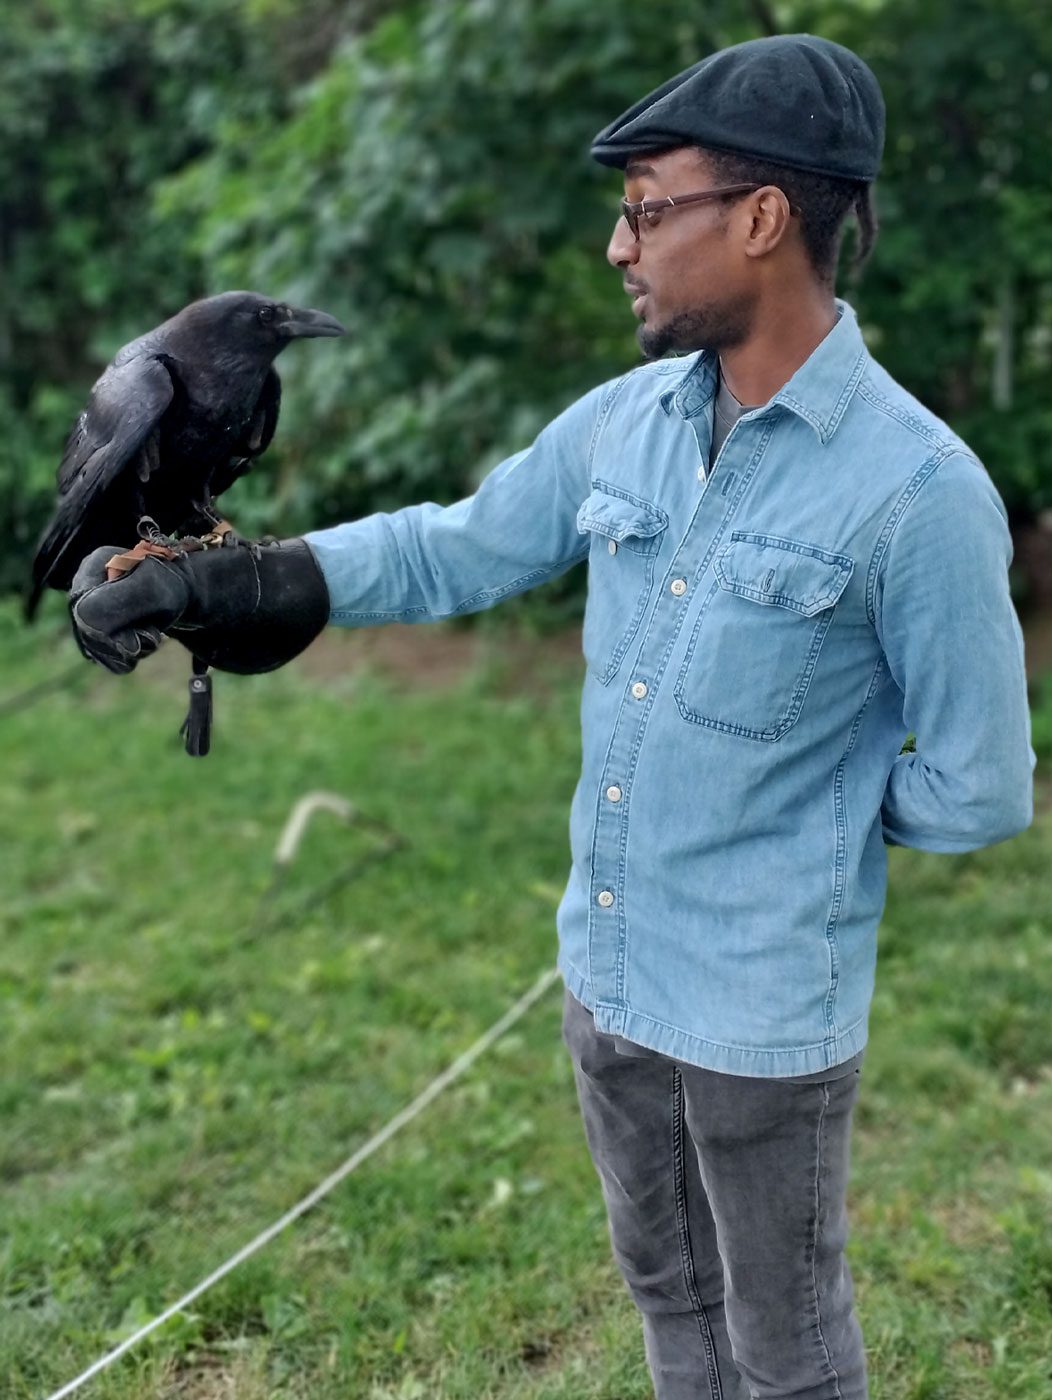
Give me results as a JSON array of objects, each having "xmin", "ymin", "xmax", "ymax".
[{"xmin": 558, "ymin": 954, "xmax": 869, "ymax": 1079}]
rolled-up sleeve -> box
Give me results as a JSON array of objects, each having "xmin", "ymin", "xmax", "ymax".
[
  {"xmin": 875, "ymin": 450, "xmax": 1037, "ymax": 852},
  {"xmin": 303, "ymin": 383, "xmax": 607, "ymax": 625}
]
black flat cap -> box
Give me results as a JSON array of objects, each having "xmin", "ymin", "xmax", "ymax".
[{"xmin": 591, "ymin": 33, "xmax": 885, "ymax": 182}]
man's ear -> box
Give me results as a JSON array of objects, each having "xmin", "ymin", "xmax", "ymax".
[{"xmin": 742, "ymin": 186, "xmax": 794, "ymax": 259}]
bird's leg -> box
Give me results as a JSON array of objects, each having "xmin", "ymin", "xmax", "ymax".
[
  {"xmin": 100, "ymin": 507, "xmax": 186, "ymax": 581},
  {"xmin": 132, "ymin": 441, "xmax": 184, "ymax": 550},
  {"xmin": 190, "ymin": 500, "xmax": 224, "ymax": 530},
  {"xmin": 133, "ymin": 439, "xmax": 180, "ymax": 548},
  {"xmin": 137, "ymin": 430, "xmax": 161, "ymax": 484},
  {"xmin": 191, "ymin": 495, "xmax": 261, "ymax": 558},
  {"xmin": 135, "ymin": 515, "xmax": 189, "ymax": 553},
  {"xmin": 134, "ymin": 469, "xmax": 186, "ymax": 552}
]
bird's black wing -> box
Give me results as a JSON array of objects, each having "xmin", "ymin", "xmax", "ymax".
[
  {"xmin": 55, "ymin": 353, "xmax": 174, "ymax": 498},
  {"xmin": 208, "ymin": 367, "xmax": 282, "ymax": 502},
  {"xmin": 27, "ymin": 355, "xmax": 174, "ymax": 617}
]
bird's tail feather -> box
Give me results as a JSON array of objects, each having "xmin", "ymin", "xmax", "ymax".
[{"xmin": 25, "ymin": 499, "xmax": 85, "ymax": 622}]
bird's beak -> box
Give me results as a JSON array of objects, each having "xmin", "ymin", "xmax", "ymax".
[{"xmin": 282, "ymin": 306, "xmax": 346, "ymax": 338}]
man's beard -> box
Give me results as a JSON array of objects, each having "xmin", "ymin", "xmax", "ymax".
[{"xmin": 638, "ymin": 293, "xmax": 754, "ymax": 360}]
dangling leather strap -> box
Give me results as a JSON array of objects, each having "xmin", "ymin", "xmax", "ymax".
[{"xmin": 180, "ymin": 655, "xmax": 213, "ymax": 757}]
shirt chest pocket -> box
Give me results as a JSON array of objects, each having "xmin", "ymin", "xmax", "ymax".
[
  {"xmin": 577, "ymin": 484, "xmax": 668, "ymax": 685},
  {"xmin": 674, "ymin": 533, "xmax": 854, "ymax": 740}
]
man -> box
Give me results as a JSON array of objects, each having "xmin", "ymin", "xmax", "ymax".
[{"xmin": 70, "ymin": 33, "xmax": 1035, "ymax": 1400}]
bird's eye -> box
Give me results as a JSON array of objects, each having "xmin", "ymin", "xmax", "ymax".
[{"xmin": 258, "ymin": 305, "xmax": 276, "ymax": 324}]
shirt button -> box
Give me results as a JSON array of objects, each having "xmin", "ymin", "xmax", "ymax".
[
  {"xmin": 631, "ymin": 681, "xmax": 648, "ymax": 699},
  {"xmin": 697, "ymin": 465, "xmax": 707, "ymax": 481},
  {"xmin": 597, "ymin": 890, "xmax": 615, "ymax": 908},
  {"xmin": 670, "ymin": 578, "xmax": 687, "ymax": 596},
  {"xmin": 606, "ymin": 784, "xmax": 622, "ymax": 802},
  {"xmin": 608, "ymin": 539, "xmax": 618, "ymax": 555}
]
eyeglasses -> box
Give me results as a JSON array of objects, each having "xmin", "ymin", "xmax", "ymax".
[{"xmin": 620, "ymin": 183, "xmax": 786, "ymax": 240}]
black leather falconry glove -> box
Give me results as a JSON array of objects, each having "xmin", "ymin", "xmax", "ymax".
[{"xmin": 69, "ymin": 538, "xmax": 330, "ymax": 753}]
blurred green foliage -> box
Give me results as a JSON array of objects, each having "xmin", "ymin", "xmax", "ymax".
[
  {"xmin": 813, "ymin": 0, "xmax": 1052, "ymax": 518},
  {"xmin": 2, "ymin": 0, "xmax": 1050, "ymax": 607}
]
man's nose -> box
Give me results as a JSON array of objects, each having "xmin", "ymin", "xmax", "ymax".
[{"xmin": 606, "ymin": 216, "xmax": 639, "ymax": 269}]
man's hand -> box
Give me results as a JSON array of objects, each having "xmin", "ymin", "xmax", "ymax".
[
  {"xmin": 70, "ymin": 546, "xmax": 188, "ymax": 673},
  {"xmin": 69, "ymin": 538, "xmax": 331, "ymax": 676}
]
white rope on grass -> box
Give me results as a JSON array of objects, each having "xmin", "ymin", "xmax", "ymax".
[
  {"xmin": 43, "ymin": 963, "xmax": 562, "ymax": 1400},
  {"xmin": 273, "ymin": 792, "xmax": 359, "ymax": 867}
]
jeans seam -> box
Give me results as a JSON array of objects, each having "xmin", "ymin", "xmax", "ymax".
[
  {"xmin": 810, "ymin": 1082, "xmax": 844, "ymax": 1398},
  {"xmin": 671, "ymin": 1066, "xmax": 724, "ymax": 1400}
]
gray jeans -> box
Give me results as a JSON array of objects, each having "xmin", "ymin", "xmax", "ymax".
[{"xmin": 561, "ymin": 988, "xmax": 867, "ymax": 1400}]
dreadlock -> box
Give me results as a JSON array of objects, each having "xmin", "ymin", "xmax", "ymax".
[{"xmin": 695, "ymin": 146, "xmax": 879, "ymax": 288}]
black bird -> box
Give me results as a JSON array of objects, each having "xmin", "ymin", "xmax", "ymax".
[{"xmin": 26, "ymin": 290, "xmax": 345, "ymax": 619}]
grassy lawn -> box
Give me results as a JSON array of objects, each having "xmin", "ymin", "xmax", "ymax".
[{"xmin": 1, "ymin": 606, "xmax": 1051, "ymax": 1399}]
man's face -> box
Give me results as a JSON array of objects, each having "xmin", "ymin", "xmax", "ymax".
[{"xmin": 606, "ymin": 146, "xmax": 759, "ymax": 361}]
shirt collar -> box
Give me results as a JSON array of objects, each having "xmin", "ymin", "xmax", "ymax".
[{"xmin": 657, "ymin": 297, "xmax": 869, "ymax": 445}]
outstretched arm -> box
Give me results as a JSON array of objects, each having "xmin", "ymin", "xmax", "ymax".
[
  {"xmin": 66, "ymin": 380, "xmax": 608, "ymax": 673},
  {"xmin": 303, "ymin": 384, "xmax": 605, "ymax": 625}
]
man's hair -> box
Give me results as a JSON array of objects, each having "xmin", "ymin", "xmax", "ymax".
[{"xmin": 695, "ymin": 146, "xmax": 878, "ymax": 289}]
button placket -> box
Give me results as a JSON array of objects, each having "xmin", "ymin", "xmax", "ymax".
[{"xmin": 585, "ymin": 419, "xmax": 773, "ymax": 1007}]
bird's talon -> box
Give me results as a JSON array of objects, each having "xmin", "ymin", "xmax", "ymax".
[{"xmin": 213, "ymin": 525, "xmax": 261, "ymax": 559}]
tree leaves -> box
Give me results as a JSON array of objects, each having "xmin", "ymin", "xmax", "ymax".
[{"xmin": 4, "ymin": 0, "xmax": 1051, "ymax": 604}]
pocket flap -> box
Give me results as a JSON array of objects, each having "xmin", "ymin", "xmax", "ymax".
[
  {"xmin": 715, "ymin": 534, "xmax": 853, "ymax": 617},
  {"xmin": 576, "ymin": 485, "xmax": 667, "ymax": 543}
]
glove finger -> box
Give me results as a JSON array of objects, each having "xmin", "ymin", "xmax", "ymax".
[
  {"xmin": 72, "ymin": 619, "xmax": 141, "ymax": 674},
  {"xmin": 71, "ymin": 589, "xmax": 165, "ymax": 673},
  {"xmin": 135, "ymin": 626, "xmax": 164, "ymax": 659},
  {"xmin": 86, "ymin": 628, "xmax": 164, "ymax": 675}
]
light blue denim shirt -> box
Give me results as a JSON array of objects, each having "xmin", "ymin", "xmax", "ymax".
[{"xmin": 305, "ymin": 298, "xmax": 1036, "ymax": 1077}]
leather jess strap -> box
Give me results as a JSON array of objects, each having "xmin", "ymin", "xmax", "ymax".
[
  {"xmin": 104, "ymin": 522, "xmax": 235, "ymax": 582},
  {"xmin": 104, "ymin": 540, "xmax": 182, "ymax": 582}
]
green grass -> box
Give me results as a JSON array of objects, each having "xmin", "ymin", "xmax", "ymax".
[{"xmin": 1, "ymin": 606, "xmax": 1051, "ymax": 1399}]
